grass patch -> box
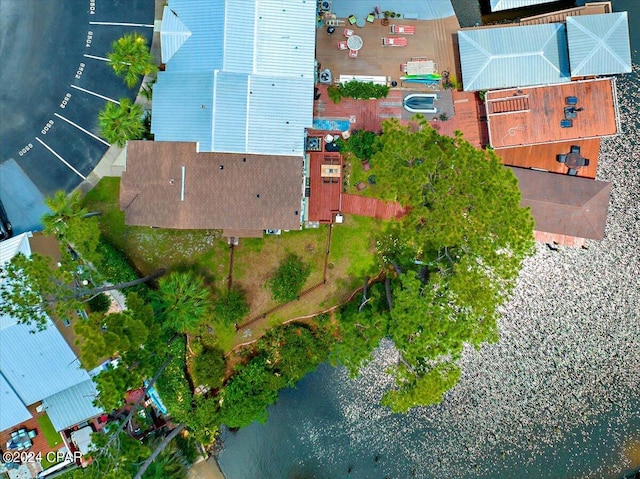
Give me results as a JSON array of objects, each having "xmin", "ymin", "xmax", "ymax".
[
  {"xmin": 37, "ymin": 414, "xmax": 63, "ymax": 448},
  {"xmin": 82, "ymin": 177, "xmax": 230, "ymax": 291},
  {"xmin": 329, "ymin": 215, "xmax": 382, "ymax": 279}
]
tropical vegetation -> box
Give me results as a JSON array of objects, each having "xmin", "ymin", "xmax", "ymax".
[
  {"xmin": 98, "ymin": 98, "xmax": 146, "ymax": 147},
  {"xmin": 107, "ymin": 32, "xmax": 157, "ymax": 88}
]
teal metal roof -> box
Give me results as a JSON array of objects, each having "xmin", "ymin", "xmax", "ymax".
[
  {"xmin": 152, "ymin": 0, "xmax": 316, "ymax": 156},
  {"xmin": 331, "ymin": 0, "xmax": 455, "ymax": 20},
  {"xmin": 0, "ymin": 374, "xmax": 31, "ymax": 431},
  {"xmin": 567, "ymin": 12, "xmax": 632, "ymax": 77},
  {"xmin": 0, "ymin": 314, "xmax": 90, "ymax": 406},
  {"xmin": 490, "ymin": 0, "xmax": 556, "ymax": 12},
  {"xmin": 160, "ymin": 6, "xmax": 192, "ymax": 64},
  {"xmin": 458, "ymin": 23, "xmax": 571, "ymax": 91},
  {"xmin": 42, "ymin": 380, "xmax": 103, "ymax": 431}
]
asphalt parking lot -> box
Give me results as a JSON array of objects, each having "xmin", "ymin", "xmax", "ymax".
[{"xmin": 0, "ymin": 0, "xmax": 154, "ymax": 234}]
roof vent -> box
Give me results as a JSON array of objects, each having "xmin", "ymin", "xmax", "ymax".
[
  {"xmin": 243, "ymin": 157, "xmax": 247, "ymax": 162},
  {"xmin": 256, "ymin": 194, "xmax": 260, "ymax": 198},
  {"xmin": 169, "ymin": 179, "xmax": 175, "ymax": 185},
  {"xmin": 219, "ymin": 165, "xmax": 224, "ymax": 170},
  {"xmin": 294, "ymin": 210, "xmax": 299, "ymax": 216}
]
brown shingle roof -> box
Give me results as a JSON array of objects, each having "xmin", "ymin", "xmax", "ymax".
[
  {"xmin": 509, "ymin": 166, "xmax": 611, "ymax": 240},
  {"xmin": 120, "ymin": 142, "xmax": 303, "ymax": 235}
]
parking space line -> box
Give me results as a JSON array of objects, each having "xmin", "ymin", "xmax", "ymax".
[
  {"xmin": 70, "ymin": 85, "xmax": 120, "ymax": 104},
  {"xmin": 35, "ymin": 137, "xmax": 87, "ymax": 180},
  {"xmin": 54, "ymin": 113, "xmax": 111, "ymax": 147},
  {"xmin": 89, "ymin": 22, "xmax": 154, "ymax": 27},
  {"xmin": 83, "ymin": 54, "xmax": 110, "ymax": 62}
]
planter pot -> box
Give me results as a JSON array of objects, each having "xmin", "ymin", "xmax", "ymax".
[{"xmin": 381, "ymin": 18, "xmax": 389, "ymax": 26}]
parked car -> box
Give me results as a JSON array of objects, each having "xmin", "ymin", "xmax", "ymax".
[{"xmin": 0, "ymin": 200, "xmax": 13, "ymax": 240}]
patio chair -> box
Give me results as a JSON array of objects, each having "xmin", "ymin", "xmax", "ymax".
[
  {"xmin": 337, "ymin": 40, "xmax": 348, "ymax": 50},
  {"xmin": 556, "ymin": 154, "xmax": 567, "ymax": 163},
  {"xmin": 560, "ymin": 119, "xmax": 573, "ymax": 128},
  {"xmin": 566, "ymin": 96, "xmax": 578, "ymax": 105},
  {"xmin": 348, "ymin": 15, "xmax": 356, "ymax": 25},
  {"xmin": 567, "ymin": 168, "xmax": 578, "ymax": 176},
  {"xmin": 583, "ymin": 158, "xmax": 590, "ymax": 166},
  {"xmin": 570, "ymin": 145, "xmax": 581, "ymax": 155},
  {"xmin": 28, "ymin": 430, "xmax": 37, "ymax": 439},
  {"xmin": 382, "ymin": 37, "xmax": 408, "ymax": 47},
  {"xmin": 343, "ymin": 28, "xmax": 354, "ymax": 37},
  {"xmin": 367, "ymin": 13, "xmax": 375, "ymax": 23},
  {"xmin": 348, "ymin": 49, "xmax": 358, "ymax": 59},
  {"xmin": 391, "ymin": 24, "xmax": 415, "ymax": 34}
]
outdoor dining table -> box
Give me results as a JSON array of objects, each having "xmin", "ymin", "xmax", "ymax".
[
  {"xmin": 406, "ymin": 60, "xmax": 436, "ymax": 75},
  {"xmin": 565, "ymin": 153, "xmax": 587, "ymax": 168},
  {"xmin": 6, "ymin": 430, "xmax": 32, "ymax": 451},
  {"xmin": 346, "ymin": 34, "xmax": 363, "ymax": 51}
]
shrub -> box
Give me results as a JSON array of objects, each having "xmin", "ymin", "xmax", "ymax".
[
  {"xmin": 192, "ymin": 346, "xmax": 226, "ymax": 389},
  {"xmin": 87, "ymin": 293, "xmax": 111, "ymax": 313},
  {"xmin": 327, "ymin": 81, "xmax": 390, "ymax": 104},
  {"xmin": 339, "ymin": 130, "xmax": 379, "ymax": 160},
  {"xmin": 267, "ymin": 254, "xmax": 311, "ymax": 303},
  {"xmin": 213, "ymin": 289, "xmax": 249, "ymax": 325}
]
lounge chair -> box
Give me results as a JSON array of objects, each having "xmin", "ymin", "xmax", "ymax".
[
  {"xmin": 348, "ymin": 49, "xmax": 358, "ymax": 59},
  {"xmin": 583, "ymin": 159, "xmax": 590, "ymax": 166},
  {"xmin": 382, "ymin": 37, "xmax": 408, "ymax": 47},
  {"xmin": 343, "ymin": 28, "xmax": 354, "ymax": 37},
  {"xmin": 566, "ymin": 96, "xmax": 578, "ymax": 105},
  {"xmin": 556, "ymin": 154, "xmax": 567, "ymax": 163},
  {"xmin": 570, "ymin": 145, "xmax": 581, "ymax": 155},
  {"xmin": 560, "ymin": 119, "xmax": 573, "ymax": 128},
  {"xmin": 348, "ymin": 15, "xmax": 356, "ymax": 25},
  {"xmin": 391, "ymin": 24, "xmax": 415, "ymax": 34},
  {"xmin": 337, "ymin": 41, "xmax": 348, "ymax": 50},
  {"xmin": 366, "ymin": 13, "xmax": 375, "ymax": 23}
]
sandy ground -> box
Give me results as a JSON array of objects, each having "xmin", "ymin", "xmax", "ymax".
[{"xmin": 188, "ymin": 457, "xmax": 226, "ymax": 479}]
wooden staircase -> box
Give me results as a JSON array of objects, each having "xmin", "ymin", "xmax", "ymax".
[{"xmin": 487, "ymin": 96, "xmax": 530, "ymax": 114}]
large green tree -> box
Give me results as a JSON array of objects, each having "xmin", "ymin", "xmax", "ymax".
[
  {"xmin": 107, "ymin": 33, "xmax": 157, "ymax": 88},
  {"xmin": 341, "ymin": 117, "xmax": 535, "ymax": 411},
  {"xmin": 98, "ymin": 98, "xmax": 145, "ymax": 147},
  {"xmin": 42, "ymin": 190, "xmax": 102, "ymax": 263},
  {"xmin": 154, "ymin": 271, "xmax": 214, "ymax": 335}
]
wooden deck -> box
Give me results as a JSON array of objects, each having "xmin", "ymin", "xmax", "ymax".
[
  {"xmin": 445, "ymin": 90, "xmax": 488, "ymax": 148},
  {"xmin": 316, "ymin": 15, "xmax": 461, "ymax": 88},
  {"xmin": 340, "ymin": 194, "xmax": 404, "ymax": 220},
  {"xmin": 307, "ymin": 150, "xmax": 342, "ymax": 223},
  {"xmin": 486, "ymin": 78, "xmax": 618, "ymax": 149},
  {"xmin": 519, "ymin": 2, "xmax": 612, "ymax": 25},
  {"xmin": 0, "ymin": 404, "xmax": 65, "ymax": 466},
  {"xmin": 494, "ymin": 139, "xmax": 600, "ymax": 179},
  {"xmin": 313, "ymin": 84, "xmax": 405, "ymax": 133}
]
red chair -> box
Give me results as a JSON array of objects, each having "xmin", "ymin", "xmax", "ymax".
[
  {"xmin": 348, "ymin": 49, "xmax": 358, "ymax": 59},
  {"xmin": 337, "ymin": 41, "xmax": 348, "ymax": 50},
  {"xmin": 343, "ymin": 28, "xmax": 354, "ymax": 37}
]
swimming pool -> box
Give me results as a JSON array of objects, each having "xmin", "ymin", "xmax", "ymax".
[
  {"xmin": 403, "ymin": 93, "xmax": 438, "ymax": 113},
  {"xmin": 312, "ymin": 118, "xmax": 351, "ymax": 131}
]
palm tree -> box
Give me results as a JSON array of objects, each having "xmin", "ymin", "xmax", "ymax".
[
  {"xmin": 154, "ymin": 271, "xmax": 213, "ymax": 335},
  {"xmin": 98, "ymin": 98, "xmax": 145, "ymax": 147},
  {"xmin": 107, "ymin": 33, "xmax": 157, "ymax": 88},
  {"xmin": 42, "ymin": 190, "xmax": 102, "ymax": 263}
]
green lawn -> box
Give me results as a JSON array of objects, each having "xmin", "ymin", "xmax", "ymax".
[
  {"xmin": 81, "ymin": 177, "xmax": 389, "ymax": 351},
  {"xmin": 82, "ymin": 177, "xmax": 229, "ymax": 291},
  {"xmin": 37, "ymin": 414, "xmax": 63, "ymax": 448}
]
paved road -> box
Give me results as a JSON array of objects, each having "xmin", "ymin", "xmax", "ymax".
[{"xmin": 0, "ymin": 0, "xmax": 154, "ymax": 234}]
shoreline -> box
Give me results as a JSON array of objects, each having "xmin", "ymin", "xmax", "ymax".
[{"xmin": 188, "ymin": 456, "xmax": 226, "ymax": 479}]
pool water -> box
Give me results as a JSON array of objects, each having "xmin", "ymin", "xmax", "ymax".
[{"xmin": 312, "ymin": 118, "xmax": 351, "ymax": 131}]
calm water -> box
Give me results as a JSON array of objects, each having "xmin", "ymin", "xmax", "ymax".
[{"xmin": 217, "ymin": 2, "xmax": 640, "ymax": 478}]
